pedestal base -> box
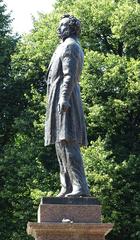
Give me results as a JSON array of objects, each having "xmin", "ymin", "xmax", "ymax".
[{"xmin": 27, "ymin": 222, "xmax": 113, "ymax": 240}]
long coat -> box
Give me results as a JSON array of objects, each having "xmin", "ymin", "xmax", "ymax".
[{"xmin": 44, "ymin": 37, "xmax": 88, "ymax": 146}]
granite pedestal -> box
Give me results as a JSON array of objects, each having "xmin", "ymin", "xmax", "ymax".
[{"xmin": 27, "ymin": 197, "xmax": 113, "ymax": 240}]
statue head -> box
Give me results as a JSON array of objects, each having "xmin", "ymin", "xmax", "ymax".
[{"xmin": 57, "ymin": 14, "xmax": 81, "ymax": 40}]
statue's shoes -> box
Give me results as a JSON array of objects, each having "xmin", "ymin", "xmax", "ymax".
[
  {"xmin": 56, "ymin": 192, "xmax": 66, "ymax": 197},
  {"xmin": 65, "ymin": 190, "xmax": 90, "ymax": 197},
  {"xmin": 56, "ymin": 188, "xmax": 71, "ymax": 197}
]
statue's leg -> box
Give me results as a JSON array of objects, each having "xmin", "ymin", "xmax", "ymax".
[
  {"xmin": 61, "ymin": 141, "xmax": 90, "ymax": 197},
  {"xmin": 55, "ymin": 142, "xmax": 72, "ymax": 197}
]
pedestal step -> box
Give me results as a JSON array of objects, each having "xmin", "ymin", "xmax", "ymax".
[
  {"xmin": 38, "ymin": 197, "xmax": 101, "ymax": 223},
  {"xmin": 27, "ymin": 222, "xmax": 113, "ymax": 240}
]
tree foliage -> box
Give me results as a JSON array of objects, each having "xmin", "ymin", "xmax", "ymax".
[
  {"xmin": 0, "ymin": 0, "xmax": 18, "ymax": 149},
  {"xmin": 1, "ymin": 0, "xmax": 140, "ymax": 240}
]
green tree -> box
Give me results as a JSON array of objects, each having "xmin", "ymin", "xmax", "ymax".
[
  {"xmin": 0, "ymin": 0, "xmax": 18, "ymax": 149},
  {"xmin": 81, "ymin": 51, "xmax": 140, "ymax": 240}
]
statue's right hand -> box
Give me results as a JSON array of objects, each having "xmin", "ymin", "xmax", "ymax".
[{"xmin": 58, "ymin": 99, "xmax": 70, "ymax": 114}]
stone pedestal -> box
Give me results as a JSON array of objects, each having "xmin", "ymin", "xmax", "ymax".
[{"xmin": 27, "ymin": 197, "xmax": 113, "ymax": 240}]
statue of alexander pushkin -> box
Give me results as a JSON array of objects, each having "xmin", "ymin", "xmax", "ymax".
[{"xmin": 45, "ymin": 14, "xmax": 90, "ymax": 197}]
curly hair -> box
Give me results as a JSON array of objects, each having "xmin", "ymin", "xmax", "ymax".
[{"xmin": 61, "ymin": 14, "xmax": 81, "ymax": 37}]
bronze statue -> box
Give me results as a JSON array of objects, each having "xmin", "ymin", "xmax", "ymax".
[{"xmin": 45, "ymin": 14, "xmax": 90, "ymax": 197}]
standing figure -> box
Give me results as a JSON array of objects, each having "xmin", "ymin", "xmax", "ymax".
[{"xmin": 45, "ymin": 14, "xmax": 90, "ymax": 197}]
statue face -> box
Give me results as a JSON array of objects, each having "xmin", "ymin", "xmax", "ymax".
[{"xmin": 57, "ymin": 17, "xmax": 70, "ymax": 40}]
